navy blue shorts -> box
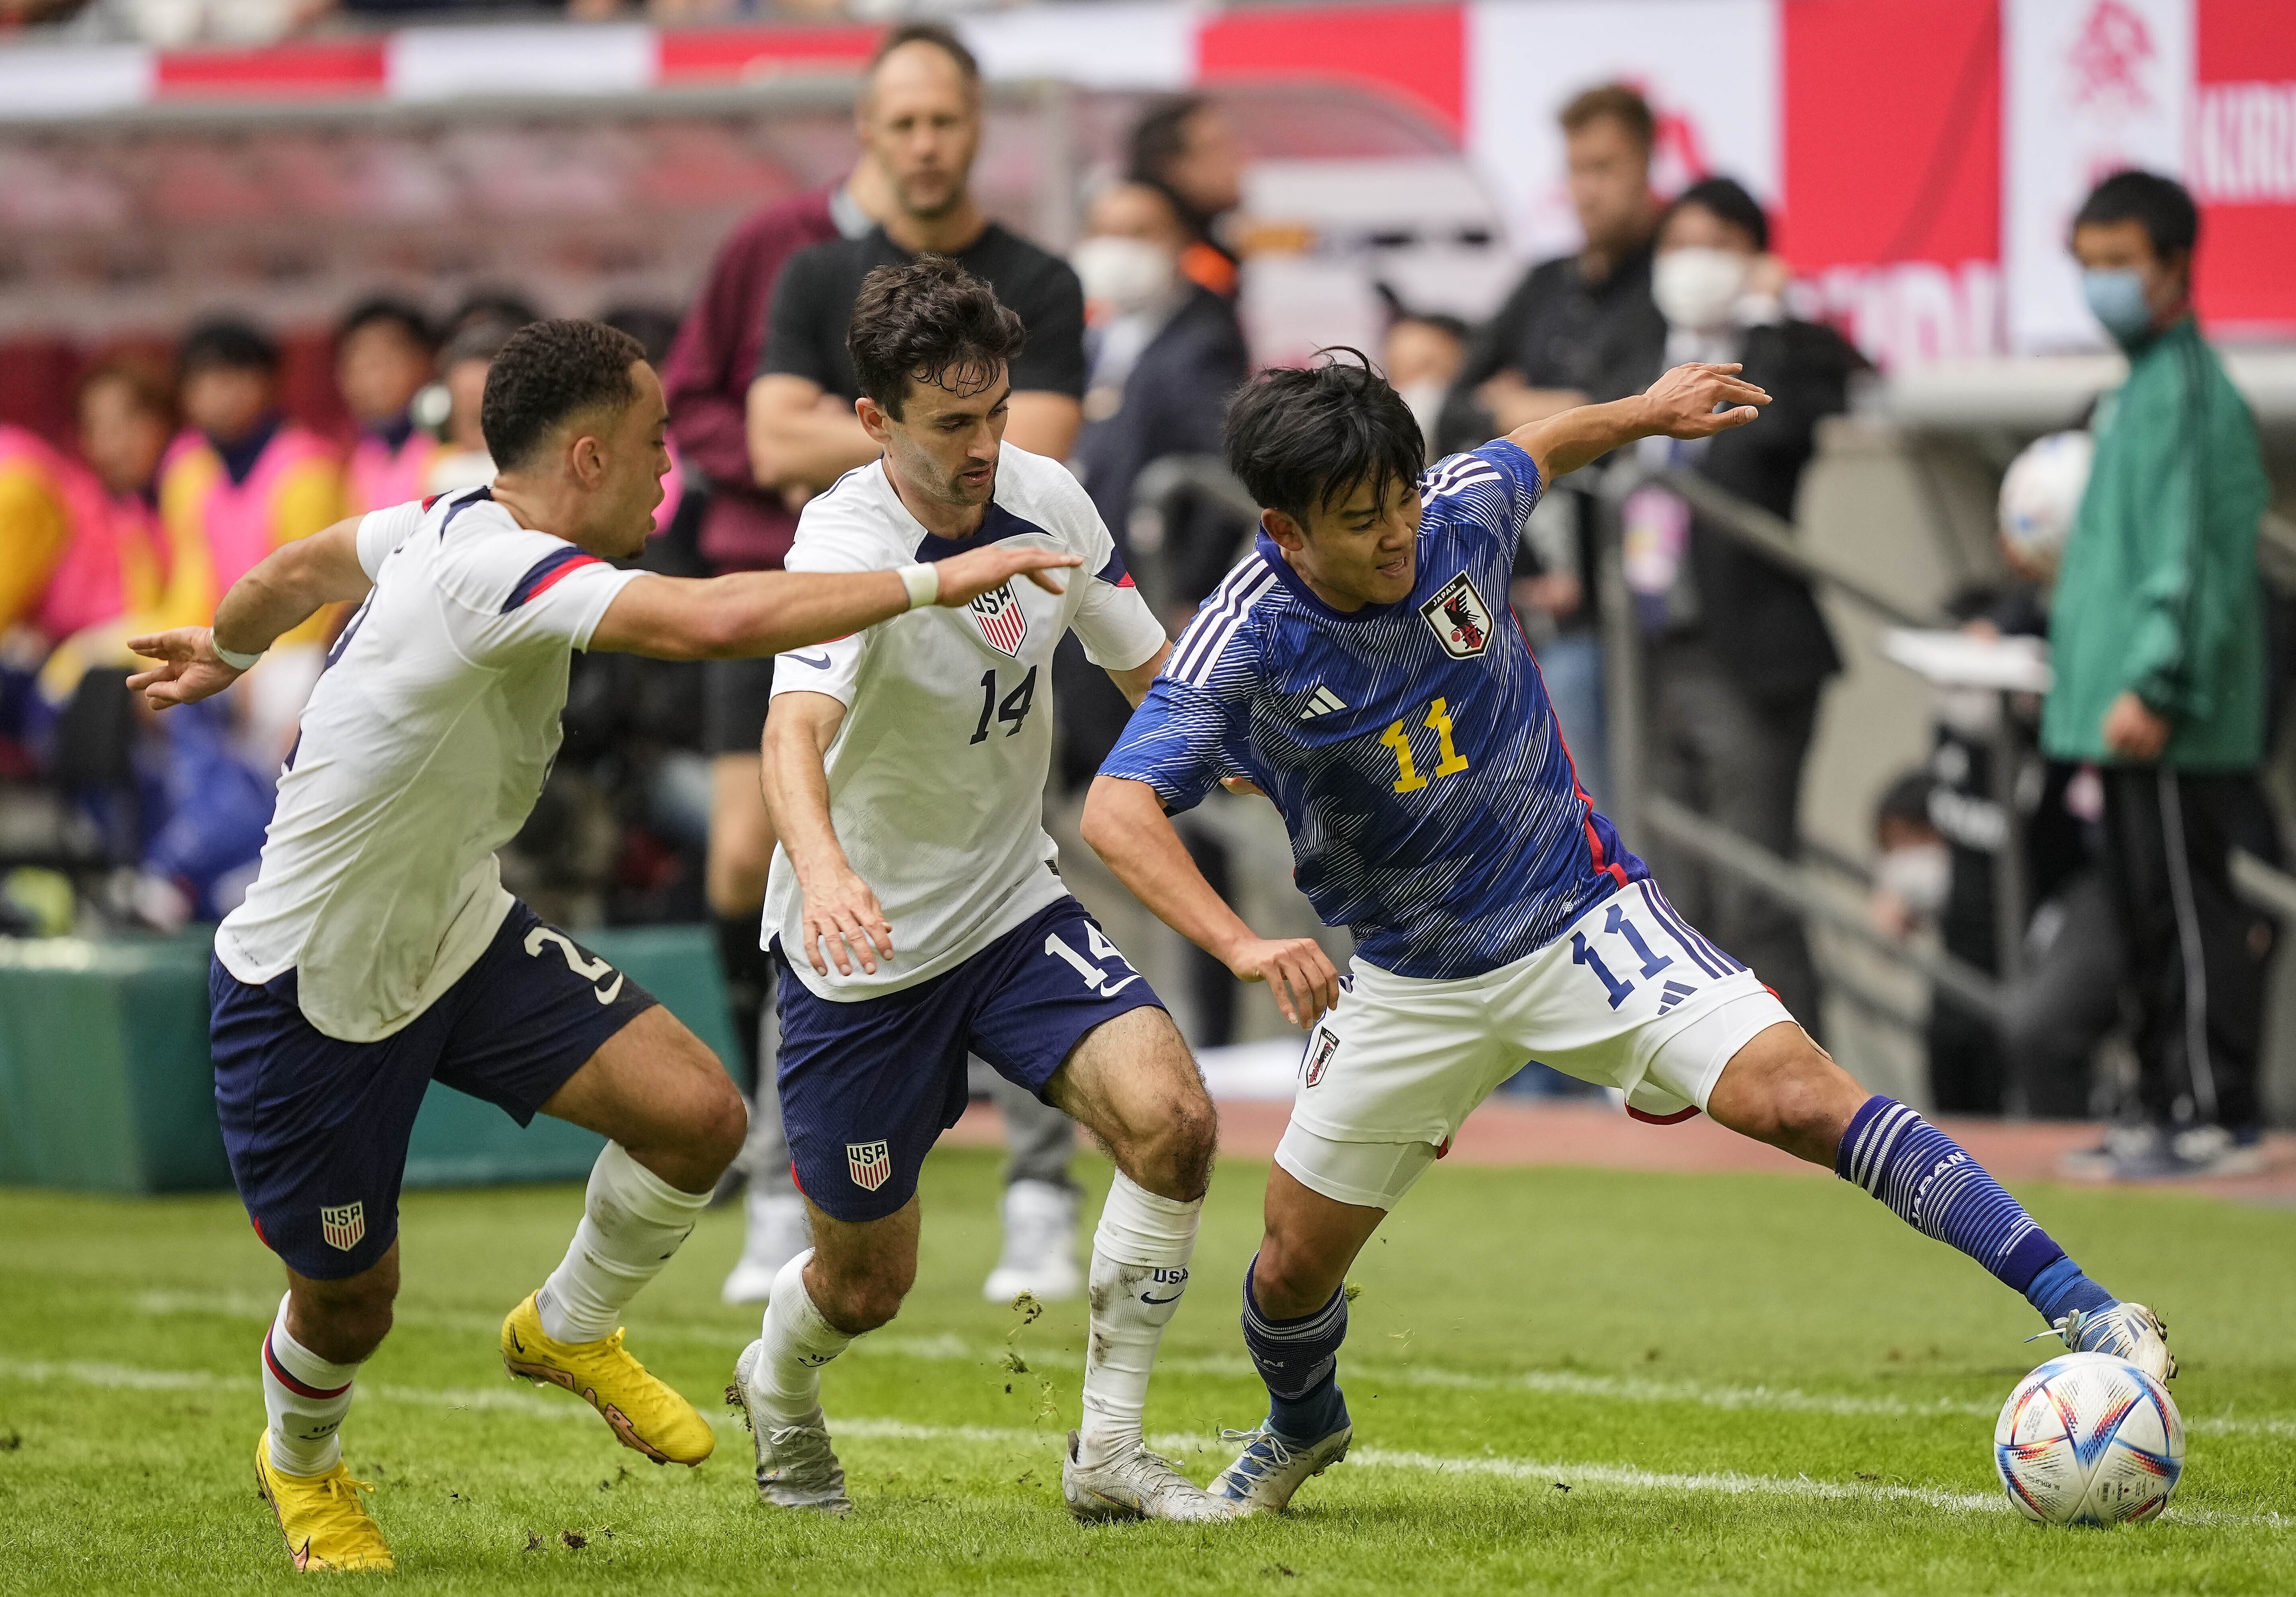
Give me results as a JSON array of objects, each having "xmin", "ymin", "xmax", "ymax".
[
  {"xmin": 775, "ymin": 896, "xmax": 1164, "ymax": 1222},
  {"xmin": 210, "ymin": 900, "xmax": 658, "ymax": 1280}
]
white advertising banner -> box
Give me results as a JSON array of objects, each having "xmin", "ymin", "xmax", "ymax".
[
  {"xmin": 2004, "ymin": 0, "xmax": 2193, "ymax": 352},
  {"xmin": 1464, "ymin": 0, "xmax": 1779, "ymax": 261}
]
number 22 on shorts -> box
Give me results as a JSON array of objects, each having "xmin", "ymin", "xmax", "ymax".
[{"xmin": 1045, "ymin": 921, "xmax": 1143, "ymax": 995}]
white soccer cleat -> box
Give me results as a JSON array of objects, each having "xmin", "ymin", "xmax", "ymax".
[
  {"xmin": 1061, "ymin": 1431, "xmax": 1237, "ymax": 1523},
  {"xmin": 2047, "ymin": 1301, "xmax": 2176, "ymax": 1383},
  {"xmin": 1210, "ymin": 1423, "xmax": 1352, "ymax": 1515},
  {"xmin": 729, "ymin": 1338, "xmax": 851, "ymax": 1513},
  {"xmin": 722, "ymin": 1191, "xmax": 811, "ymax": 1306},
  {"xmin": 982, "ymin": 1179, "xmax": 1082, "ymax": 1303}
]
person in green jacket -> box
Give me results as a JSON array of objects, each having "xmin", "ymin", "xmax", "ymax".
[{"xmin": 2044, "ymin": 170, "xmax": 2279, "ymax": 1179}]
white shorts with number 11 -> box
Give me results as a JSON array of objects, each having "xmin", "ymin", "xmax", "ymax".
[{"xmin": 1279, "ymin": 880, "xmax": 1795, "ymax": 1210}]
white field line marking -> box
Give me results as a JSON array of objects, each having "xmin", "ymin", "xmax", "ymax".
[
  {"xmin": 12, "ymin": 1357, "xmax": 2281, "ymax": 1529},
  {"xmin": 123, "ymin": 1291, "xmax": 2296, "ymax": 1441}
]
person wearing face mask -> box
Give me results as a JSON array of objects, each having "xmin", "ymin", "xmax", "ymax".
[
  {"xmin": 1632, "ymin": 176, "xmax": 1865, "ymax": 1039},
  {"xmin": 2042, "ymin": 170, "xmax": 2276, "ymax": 1180}
]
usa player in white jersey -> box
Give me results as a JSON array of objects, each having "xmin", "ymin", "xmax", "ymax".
[
  {"xmin": 728, "ymin": 258, "xmax": 1237, "ymax": 1523},
  {"xmin": 1086, "ymin": 352, "xmax": 2175, "ymax": 1514},
  {"xmin": 126, "ymin": 320, "xmax": 1075, "ymax": 1572}
]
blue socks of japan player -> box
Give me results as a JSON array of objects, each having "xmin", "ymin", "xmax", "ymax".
[
  {"xmin": 1836, "ymin": 1096, "xmax": 2115, "ymax": 1325},
  {"xmin": 1240, "ymin": 1260, "xmax": 1351, "ymax": 1445}
]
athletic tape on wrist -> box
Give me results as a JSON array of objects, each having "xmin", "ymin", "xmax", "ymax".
[
  {"xmin": 212, "ymin": 639, "xmax": 265, "ymax": 671},
  {"xmin": 898, "ymin": 562, "xmax": 940, "ymax": 610}
]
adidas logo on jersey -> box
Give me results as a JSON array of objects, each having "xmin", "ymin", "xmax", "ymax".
[{"xmin": 1299, "ymin": 685, "xmax": 1348, "ymax": 719}]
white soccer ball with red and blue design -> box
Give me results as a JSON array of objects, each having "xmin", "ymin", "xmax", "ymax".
[
  {"xmin": 1997, "ymin": 429, "xmax": 2093, "ymax": 577},
  {"xmin": 1994, "ymin": 1351, "xmax": 2183, "ymax": 1525}
]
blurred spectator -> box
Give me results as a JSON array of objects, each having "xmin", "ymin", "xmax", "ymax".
[
  {"xmin": 0, "ymin": 424, "xmax": 96, "ymax": 644},
  {"xmin": 336, "ymin": 296, "xmax": 440, "ymax": 517},
  {"xmin": 1127, "ymin": 95, "xmax": 1246, "ymax": 299},
  {"xmin": 750, "ymin": 24, "xmax": 1085, "ymax": 493},
  {"xmin": 744, "ymin": 22, "xmax": 1089, "ymax": 1306},
  {"xmin": 1441, "ymin": 83, "xmax": 1669, "ymax": 807},
  {"xmin": 658, "ymin": 104, "xmax": 883, "ymax": 1118},
  {"xmin": 160, "ymin": 318, "xmax": 344, "ymax": 762},
  {"xmin": 2045, "ymin": 171, "xmax": 2278, "ymax": 1178},
  {"xmin": 425, "ymin": 315, "xmax": 524, "ymax": 497},
  {"xmin": 1631, "ymin": 175, "xmax": 1862, "ymax": 1036},
  {"xmin": 1378, "ymin": 299, "xmax": 1468, "ymax": 453},
  {"xmin": 1061, "ymin": 179, "xmax": 1252, "ymax": 1046},
  {"xmin": 61, "ymin": 359, "xmax": 179, "ymax": 634}
]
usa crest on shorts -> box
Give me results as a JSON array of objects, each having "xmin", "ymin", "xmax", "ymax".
[
  {"xmin": 847, "ymin": 1139, "xmax": 893, "ymax": 1191},
  {"xmin": 1419, "ymin": 572, "xmax": 1492, "ymax": 659},
  {"xmin": 968, "ymin": 583, "xmax": 1028, "ymax": 658},
  {"xmin": 320, "ymin": 1201, "xmax": 366, "ymax": 1252}
]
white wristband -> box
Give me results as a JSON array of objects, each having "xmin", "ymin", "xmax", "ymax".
[
  {"xmin": 898, "ymin": 562, "xmax": 940, "ymax": 610},
  {"xmin": 212, "ymin": 639, "xmax": 265, "ymax": 672}
]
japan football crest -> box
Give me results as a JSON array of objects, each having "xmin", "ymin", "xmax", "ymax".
[
  {"xmin": 968, "ymin": 582, "xmax": 1027, "ymax": 658},
  {"xmin": 847, "ymin": 1140, "xmax": 893, "ymax": 1191},
  {"xmin": 1419, "ymin": 572, "xmax": 1493, "ymax": 659},
  {"xmin": 1303, "ymin": 1030, "xmax": 1339, "ymax": 1088},
  {"xmin": 320, "ymin": 1201, "xmax": 365, "ymax": 1252}
]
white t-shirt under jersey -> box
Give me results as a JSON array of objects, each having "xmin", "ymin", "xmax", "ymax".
[
  {"xmin": 764, "ymin": 446, "xmax": 1166, "ymax": 1000},
  {"xmin": 214, "ymin": 488, "xmax": 642, "ymax": 1041}
]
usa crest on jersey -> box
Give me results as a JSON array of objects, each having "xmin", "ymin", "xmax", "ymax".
[
  {"xmin": 1420, "ymin": 572, "xmax": 1493, "ymax": 659},
  {"xmin": 320, "ymin": 1201, "xmax": 366, "ymax": 1252},
  {"xmin": 968, "ymin": 582, "xmax": 1027, "ymax": 657},
  {"xmin": 847, "ymin": 1139, "xmax": 893, "ymax": 1191}
]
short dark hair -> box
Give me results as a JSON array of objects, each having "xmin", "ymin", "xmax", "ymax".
[
  {"xmin": 2073, "ymin": 169, "xmax": 2199, "ymax": 263},
  {"xmin": 78, "ymin": 353, "xmax": 177, "ymax": 429},
  {"xmin": 336, "ymin": 295, "xmax": 433, "ymax": 353},
  {"xmin": 1224, "ymin": 349, "xmax": 1425, "ymax": 530},
  {"xmin": 867, "ymin": 21, "xmax": 979, "ymax": 88},
  {"xmin": 480, "ymin": 319, "xmax": 647, "ymax": 471},
  {"xmin": 847, "ymin": 257, "xmax": 1026, "ymax": 421},
  {"xmin": 178, "ymin": 318, "xmax": 278, "ymax": 377},
  {"xmin": 1560, "ymin": 82, "xmax": 1656, "ymax": 151},
  {"xmin": 1128, "ymin": 94, "xmax": 1207, "ymax": 187},
  {"xmin": 1666, "ymin": 175, "xmax": 1770, "ymax": 253}
]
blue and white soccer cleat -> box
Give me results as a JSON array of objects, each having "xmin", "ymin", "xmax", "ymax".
[
  {"xmin": 2036, "ymin": 1300, "xmax": 2176, "ymax": 1383},
  {"xmin": 1210, "ymin": 1422, "xmax": 1352, "ymax": 1515}
]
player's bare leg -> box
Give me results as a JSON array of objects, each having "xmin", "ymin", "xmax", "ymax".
[
  {"xmin": 731, "ymin": 1197, "xmax": 916, "ymax": 1513},
  {"xmin": 1704, "ymin": 1021, "xmax": 2171, "ymax": 1377},
  {"xmin": 502, "ymin": 1006, "xmax": 748, "ymax": 1466},
  {"xmin": 253, "ymin": 1245, "xmax": 400, "ymax": 1570},
  {"xmin": 1041, "ymin": 1005, "xmax": 1233, "ymax": 1522}
]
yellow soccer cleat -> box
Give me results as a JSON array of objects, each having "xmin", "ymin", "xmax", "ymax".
[
  {"xmin": 500, "ymin": 1291, "xmax": 715, "ymax": 1466},
  {"xmin": 253, "ymin": 1430, "xmax": 395, "ymax": 1573}
]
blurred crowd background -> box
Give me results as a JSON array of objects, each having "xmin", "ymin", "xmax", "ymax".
[{"xmin": 4, "ymin": 0, "xmax": 2295, "ymax": 1172}]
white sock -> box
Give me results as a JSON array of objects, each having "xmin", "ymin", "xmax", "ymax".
[
  {"xmin": 1076, "ymin": 1170, "xmax": 1202, "ymax": 1468},
  {"xmin": 262, "ymin": 1293, "xmax": 359, "ymax": 1477},
  {"xmin": 535, "ymin": 1142, "xmax": 711, "ymax": 1344},
  {"xmin": 752, "ymin": 1249, "xmax": 855, "ymax": 1427}
]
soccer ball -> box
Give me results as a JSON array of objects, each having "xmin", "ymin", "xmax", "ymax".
[
  {"xmin": 1994, "ymin": 1351, "xmax": 2184, "ymax": 1525},
  {"xmin": 1997, "ymin": 429, "xmax": 2094, "ymax": 578}
]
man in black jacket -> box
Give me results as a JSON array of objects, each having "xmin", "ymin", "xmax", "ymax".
[{"xmin": 1632, "ymin": 177, "xmax": 1865, "ymax": 1031}]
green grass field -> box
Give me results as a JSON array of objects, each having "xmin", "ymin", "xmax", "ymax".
[{"xmin": 2, "ymin": 1147, "xmax": 2290, "ymax": 1595}]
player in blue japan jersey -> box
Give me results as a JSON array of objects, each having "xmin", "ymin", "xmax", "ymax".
[{"xmin": 1085, "ymin": 351, "xmax": 2176, "ymax": 1517}]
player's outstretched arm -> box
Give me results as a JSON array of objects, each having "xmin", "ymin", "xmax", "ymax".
[
  {"xmin": 589, "ymin": 543, "xmax": 1082, "ymax": 662},
  {"xmin": 1082, "ymin": 774, "xmax": 1339, "ymax": 1029},
  {"xmin": 126, "ymin": 517, "xmax": 371, "ymax": 709},
  {"xmin": 761, "ymin": 689, "xmax": 892, "ymax": 979},
  {"xmin": 1509, "ymin": 362, "xmax": 1771, "ymax": 484}
]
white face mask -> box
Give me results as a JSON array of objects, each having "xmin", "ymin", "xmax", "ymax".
[
  {"xmin": 1071, "ymin": 236, "xmax": 1178, "ymax": 317},
  {"xmin": 1874, "ymin": 842, "xmax": 1952, "ymax": 918},
  {"xmin": 1653, "ymin": 246, "xmax": 1750, "ymax": 333}
]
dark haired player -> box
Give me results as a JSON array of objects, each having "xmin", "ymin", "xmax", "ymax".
[
  {"xmin": 127, "ymin": 319, "xmax": 1077, "ymax": 1572},
  {"xmin": 1083, "ymin": 352, "xmax": 2177, "ymax": 1515},
  {"xmin": 730, "ymin": 257, "xmax": 1231, "ymax": 1524}
]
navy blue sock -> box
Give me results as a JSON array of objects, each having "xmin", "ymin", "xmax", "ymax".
[
  {"xmin": 1836, "ymin": 1097, "xmax": 2079, "ymax": 1312},
  {"xmin": 1240, "ymin": 1258, "xmax": 1350, "ymax": 1443},
  {"xmin": 2023, "ymin": 1253, "xmax": 2116, "ymax": 1324}
]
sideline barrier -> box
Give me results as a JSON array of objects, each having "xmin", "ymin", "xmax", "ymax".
[{"xmin": 0, "ymin": 924, "xmax": 738, "ymax": 1195}]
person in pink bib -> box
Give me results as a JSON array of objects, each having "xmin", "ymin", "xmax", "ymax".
[{"xmin": 338, "ymin": 298, "xmax": 443, "ymax": 519}]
